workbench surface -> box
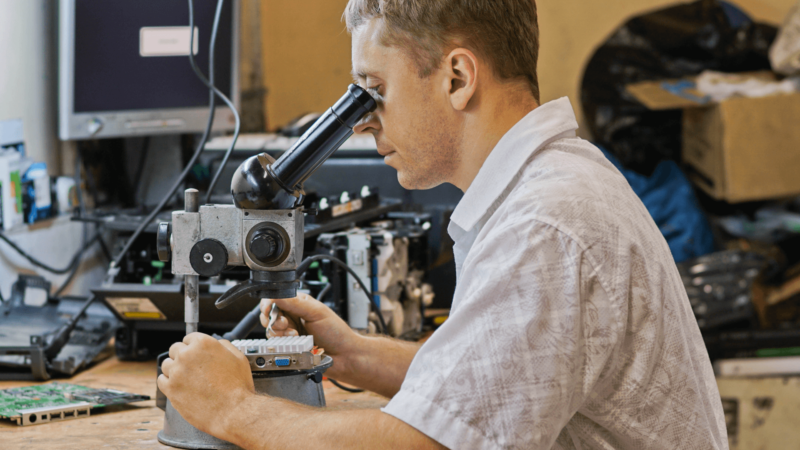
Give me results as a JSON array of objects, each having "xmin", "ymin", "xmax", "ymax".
[{"xmin": 0, "ymin": 355, "xmax": 389, "ymax": 449}]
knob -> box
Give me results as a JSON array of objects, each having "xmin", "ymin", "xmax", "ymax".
[
  {"xmin": 245, "ymin": 223, "xmax": 290, "ymax": 267},
  {"xmin": 190, "ymin": 239, "xmax": 228, "ymax": 277},
  {"xmin": 157, "ymin": 222, "xmax": 171, "ymax": 262},
  {"xmin": 250, "ymin": 232, "xmax": 277, "ymax": 261}
]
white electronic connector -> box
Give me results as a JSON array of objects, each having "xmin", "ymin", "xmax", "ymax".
[{"xmin": 231, "ymin": 336, "xmax": 314, "ymax": 354}]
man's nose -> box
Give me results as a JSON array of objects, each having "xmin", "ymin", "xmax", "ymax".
[{"xmin": 353, "ymin": 113, "xmax": 380, "ymax": 134}]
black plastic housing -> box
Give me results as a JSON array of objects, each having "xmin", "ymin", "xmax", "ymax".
[{"xmin": 231, "ymin": 84, "xmax": 377, "ymax": 210}]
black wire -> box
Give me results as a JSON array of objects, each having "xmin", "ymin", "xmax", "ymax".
[
  {"xmin": 55, "ymin": 232, "xmax": 110, "ymax": 297},
  {"xmin": 328, "ymin": 378, "xmax": 364, "ymax": 393},
  {"xmin": 78, "ymin": 147, "xmax": 101, "ymax": 208},
  {"xmin": 192, "ymin": 0, "xmax": 241, "ymax": 204},
  {"xmin": 317, "ymin": 283, "xmax": 332, "ymax": 302},
  {"xmin": 110, "ymin": 0, "xmax": 224, "ymax": 269},
  {"xmin": 44, "ymin": 294, "xmax": 97, "ymax": 360},
  {"xmin": 131, "ymin": 137, "xmax": 151, "ymax": 199},
  {"xmin": 74, "ymin": 148, "xmax": 87, "ymax": 217},
  {"xmin": 297, "ymin": 254, "xmax": 388, "ymax": 335},
  {"xmin": 0, "ymin": 232, "xmax": 101, "ymax": 275},
  {"xmin": 97, "ymin": 233, "xmax": 113, "ymax": 262}
]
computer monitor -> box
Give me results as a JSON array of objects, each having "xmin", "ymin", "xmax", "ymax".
[{"xmin": 59, "ymin": 0, "xmax": 240, "ymax": 140}]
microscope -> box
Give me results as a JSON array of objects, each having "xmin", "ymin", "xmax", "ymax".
[{"xmin": 155, "ymin": 84, "xmax": 376, "ymax": 450}]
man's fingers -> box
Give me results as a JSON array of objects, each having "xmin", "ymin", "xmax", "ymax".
[
  {"xmin": 260, "ymin": 298, "xmax": 273, "ymax": 317},
  {"xmin": 273, "ymin": 316, "xmax": 290, "ymax": 331},
  {"xmin": 269, "ymin": 293, "xmax": 329, "ymax": 323},
  {"xmin": 161, "ymin": 358, "xmax": 174, "ymax": 377},
  {"xmin": 261, "ymin": 299, "xmax": 303, "ymax": 331},
  {"xmin": 183, "ymin": 332, "xmax": 211, "ymax": 345},
  {"xmin": 156, "ymin": 374, "xmax": 170, "ymax": 394},
  {"xmin": 169, "ymin": 342, "xmax": 187, "ymax": 360}
]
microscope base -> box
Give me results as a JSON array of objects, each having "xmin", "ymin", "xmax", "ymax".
[{"xmin": 158, "ymin": 356, "xmax": 333, "ymax": 449}]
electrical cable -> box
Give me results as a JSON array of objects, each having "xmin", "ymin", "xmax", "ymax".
[
  {"xmin": 131, "ymin": 137, "xmax": 151, "ymax": 201},
  {"xmin": 316, "ymin": 283, "xmax": 332, "ymax": 303},
  {"xmin": 44, "ymin": 295, "xmax": 97, "ymax": 360},
  {"xmin": 188, "ymin": 0, "xmax": 241, "ymax": 204},
  {"xmin": 96, "ymin": 234, "xmax": 113, "ymax": 262},
  {"xmin": 327, "ymin": 378, "xmax": 364, "ymax": 393},
  {"xmin": 54, "ymin": 231, "xmax": 109, "ymax": 297},
  {"xmin": 0, "ymin": 232, "xmax": 102, "ymax": 275},
  {"xmin": 110, "ymin": 0, "xmax": 225, "ymax": 269},
  {"xmin": 297, "ymin": 254, "xmax": 388, "ymax": 335},
  {"xmin": 74, "ymin": 146, "xmax": 87, "ymax": 217},
  {"xmin": 55, "ymin": 219, "xmax": 89, "ymax": 297}
]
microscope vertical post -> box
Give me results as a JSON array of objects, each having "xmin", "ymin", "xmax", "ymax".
[{"xmin": 184, "ymin": 189, "xmax": 200, "ymax": 335}]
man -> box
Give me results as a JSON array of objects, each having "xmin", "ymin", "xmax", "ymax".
[{"xmin": 158, "ymin": 1, "xmax": 729, "ymax": 448}]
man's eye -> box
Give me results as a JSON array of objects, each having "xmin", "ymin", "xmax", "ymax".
[{"xmin": 367, "ymin": 87, "xmax": 383, "ymax": 100}]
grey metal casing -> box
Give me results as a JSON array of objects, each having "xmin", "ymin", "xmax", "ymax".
[
  {"xmin": 58, "ymin": 0, "xmax": 240, "ymax": 140},
  {"xmin": 158, "ymin": 356, "xmax": 331, "ymax": 450},
  {"xmin": 346, "ymin": 233, "xmax": 372, "ymax": 330},
  {"xmin": 171, "ymin": 205, "xmax": 304, "ymax": 276}
]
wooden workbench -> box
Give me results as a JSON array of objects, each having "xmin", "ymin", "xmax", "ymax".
[{"xmin": 0, "ymin": 355, "xmax": 389, "ymax": 449}]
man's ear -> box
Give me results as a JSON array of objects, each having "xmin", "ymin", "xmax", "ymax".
[{"xmin": 444, "ymin": 48, "xmax": 478, "ymax": 111}]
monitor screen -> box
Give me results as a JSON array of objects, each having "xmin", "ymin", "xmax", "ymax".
[{"xmin": 60, "ymin": 0, "xmax": 239, "ymax": 140}]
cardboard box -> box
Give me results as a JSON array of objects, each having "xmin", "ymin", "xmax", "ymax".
[
  {"xmin": 717, "ymin": 376, "xmax": 800, "ymax": 449},
  {"xmin": 627, "ymin": 76, "xmax": 800, "ymax": 203}
]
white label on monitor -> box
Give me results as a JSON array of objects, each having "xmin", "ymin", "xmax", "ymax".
[{"xmin": 140, "ymin": 27, "xmax": 199, "ymax": 57}]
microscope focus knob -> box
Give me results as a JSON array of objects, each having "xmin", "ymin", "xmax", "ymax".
[
  {"xmin": 251, "ymin": 233, "xmax": 277, "ymax": 261},
  {"xmin": 157, "ymin": 222, "xmax": 172, "ymax": 262},
  {"xmin": 247, "ymin": 225, "xmax": 290, "ymax": 267}
]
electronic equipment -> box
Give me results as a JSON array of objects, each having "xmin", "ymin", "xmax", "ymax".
[
  {"xmin": 315, "ymin": 214, "xmax": 434, "ymax": 336},
  {"xmin": 0, "ymin": 275, "xmax": 119, "ymax": 381},
  {"xmin": 0, "ymin": 382, "xmax": 149, "ymax": 426},
  {"xmin": 58, "ymin": 0, "xmax": 240, "ymax": 140},
  {"xmin": 231, "ymin": 336, "xmax": 325, "ymax": 372}
]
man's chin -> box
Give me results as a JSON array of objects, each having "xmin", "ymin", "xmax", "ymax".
[{"xmin": 396, "ymin": 171, "xmax": 442, "ymax": 191}]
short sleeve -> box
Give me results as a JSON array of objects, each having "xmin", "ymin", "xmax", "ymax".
[{"xmin": 382, "ymin": 219, "xmax": 624, "ymax": 450}]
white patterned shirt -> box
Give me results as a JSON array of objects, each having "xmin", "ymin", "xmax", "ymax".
[{"xmin": 382, "ymin": 98, "xmax": 728, "ymax": 450}]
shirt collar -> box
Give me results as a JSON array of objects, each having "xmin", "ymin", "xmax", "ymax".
[{"xmin": 449, "ymin": 97, "xmax": 579, "ymax": 232}]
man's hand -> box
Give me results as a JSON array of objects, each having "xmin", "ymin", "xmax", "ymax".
[
  {"xmin": 157, "ymin": 333, "xmax": 256, "ymax": 439},
  {"xmin": 260, "ymin": 293, "xmax": 422, "ymax": 397},
  {"xmin": 260, "ymin": 293, "xmax": 363, "ymax": 381}
]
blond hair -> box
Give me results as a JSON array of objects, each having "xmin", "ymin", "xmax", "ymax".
[{"xmin": 344, "ymin": 0, "xmax": 540, "ymax": 103}]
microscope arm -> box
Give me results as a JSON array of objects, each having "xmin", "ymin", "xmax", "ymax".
[{"xmin": 214, "ymin": 84, "xmax": 377, "ymax": 309}]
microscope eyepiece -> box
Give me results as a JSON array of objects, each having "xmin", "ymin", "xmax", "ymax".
[{"xmin": 231, "ymin": 84, "xmax": 377, "ymax": 210}]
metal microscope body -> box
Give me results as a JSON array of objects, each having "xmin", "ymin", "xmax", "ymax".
[
  {"xmin": 170, "ymin": 204, "xmax": 304, "ymax": 282},
  {"xmin": 156, "ymin": 84, "xmax": 376, "ymax": 450}
]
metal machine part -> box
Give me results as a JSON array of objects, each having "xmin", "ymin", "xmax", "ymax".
[
  {"xmin": 156, "ymin": 85, "xmax": 375, "ymax": 449},
  {"xmin": 678, "ymin": 250, "xmax": 765, "ymax": 331},
  {"xmin": 316, "ymin": 215, "xmax": 434, "ymax": 336},
  {"xmin": 0, "ymin": 275, "xmax": 119, "ymax": 381},
  {"xmin": 158, "ymin": 84, "xmax": 375, "ymax": 308},
  {"xmin": 157, "ymin": 355, "xmax": 332, "ymax": 450}
]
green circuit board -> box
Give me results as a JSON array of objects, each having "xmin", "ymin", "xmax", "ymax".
[{"xmin": 0, "ymin": 382, "xmax": 149, "ymax": 426}]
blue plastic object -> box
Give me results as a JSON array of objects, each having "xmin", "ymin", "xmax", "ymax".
[
  {"xmin": 274, "ymin": 357, "xmax": 290, "ymax": 367},
  {"xmin": 600, "ymin": 148, "xmax": 716, "ymax": 262}
]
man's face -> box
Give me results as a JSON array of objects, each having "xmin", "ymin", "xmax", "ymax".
[{"xmin": 351, "ymin": 19, "xmax": 462, "ymax": 190}]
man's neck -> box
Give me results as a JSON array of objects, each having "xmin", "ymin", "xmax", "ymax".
[{"xmin": 450, "ymin": 85, "xmax": 539, "ymax": 192}]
